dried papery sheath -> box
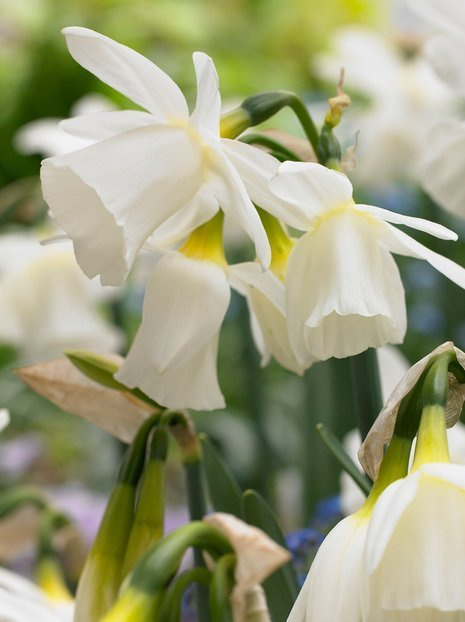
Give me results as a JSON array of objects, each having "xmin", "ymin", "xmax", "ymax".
[{"xmin": 359, "ymin": 342, "xmax": 465, "ymax": 479}]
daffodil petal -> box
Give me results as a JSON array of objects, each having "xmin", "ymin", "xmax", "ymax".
[
  {"xmin": 269, "ymin": 162, "xmax": 354, "ymax": 224},
  {"xmin": 146, "ymin": 187, "xmax": 219, "ymax": 250},
  {"xmin": 366, "ymin": 467, "xmax": 465, "ymax": 614},
  {"xmin": 210, "ymin": 146, "xmax": 271, "ymax": 268},
  {"xmin": 287, "ymin": 213, "xmax": 406, "ymax": 361},
  {"xmin": 356, "ymin": 204, "xmax": 457, "ymax": 241},
  {"xmin": 190, "ymin": 52, "xmax": 221, "ymax": 136},
  {"xmin": 220, "ymin": 139, "xmax": 309, "ymax": 230},
  {"xmin": 60, "ymin": 110, "xmax": 155, "ymax": 142},
  {"xmin": 410, "ymin": 0, "xmax": 465, "ymax": 38},
  {"xmin": 228, "ymin": 262, "xmax": 285, "ymax": 314},
  {"xmin": 41, "ymin": 125, "xmax": 204, "ymax": 285},
  {"xmin": 288, "ymin": 515, "xmax": 367, "ymax": 622},
  {"xmin": 126, "ymin": 253, "xmax": 229, "ymax": 373},
  {"xmin": 62, "ymin": 27, "xmax": 188, "ymax": 120},
  {"xmin": 117, "ymin": 331, "xmax": 225, "ymax": 411},
  {"xmin": 365, "ymin": 474, "xmax": 420, "ymax": 574},
  {"xmin": 419, "ymin": 119, "xmax": 465, "ymax": 218},
  {"xmin": 381, "ymin": 224, "xmax": 465, "ymax": 290},
  {"xmin": 424, "ymin": 35, "xmax": 465, "ymax": 96}
]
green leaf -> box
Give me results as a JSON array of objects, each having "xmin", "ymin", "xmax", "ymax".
[
  {"xmin": 199, "ymin": 433, "xmax": 242, "ymax": 517},
  {"xmin": 316, "ymin": 422, "xmax": 371, "ymax": 495},
  {"xmin": 241, "ymin": 490, "xmax": 299, "ymax": 622}
]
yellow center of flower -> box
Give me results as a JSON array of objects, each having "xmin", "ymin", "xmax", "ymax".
[
  {"xmin": 258, "ymin": 209, "xmax": 293, "ymax": 281},
  {"xmin": 309, "ymin": 200, "xmax": 377, "ymax": 235},
  {"xmin": 179, "ymin": 211, "xmax": 227, "ymax": 266}
]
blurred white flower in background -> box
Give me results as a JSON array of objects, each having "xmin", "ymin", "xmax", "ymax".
[
  {"xmin": 14, "ymin": 93, "xmax": 116, "ymax": 158},
  {"xmin": 0, "ymin": 232, "xmax": 122, "ymax": 362},
  {"xmin": 0, "ymin": 566, "xmax": 73, "ymax": 622},
  {"xmin": 313, "ymin": 26, "xmax": 453, "ymax": 186},
  {"xmin": 410, "ymin": 0, "xmax": 465, "ymax": 219}
]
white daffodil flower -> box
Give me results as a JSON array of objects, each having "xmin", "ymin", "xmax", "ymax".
[
  {"xmin": 15, "ymin": 93, "xmax": 116, "ymax": 158},
  {"xmin": 364, "ymin": 462, "xmax": 465, "ymax": 620},
  {"xmin": 41, "ymin": 27, "xmax": 272, "ymax": 287},
  {"xmin": 116, "ymin": 251, "xmax": 230, "ymax": 410},
  {"xmin": 0, "ymin": 566, "xmax": 73, "ymax": 622},
  {"xmin": 287, "ymin": 513, "xmax": 369, "ymax": 622},
  {"xmin": 229, "ymin": 262, "xmax": 308, "ymax": 375},
  {"xmin": 410, "ymin": 0, "xmax": 465, "ymax": 219},
  {"xmin": 269, "ymin": 162, "xmax": 465, "ymax": 365},
  {"xmin": 313, "ymin": 26, "xmax": 453, "ymax": 185},
  {"xmin": 115, "ymin": 239, "xmax": 309, "ymax": 410},
  {"xmin": 0, "ymin": 233, "xmax": 121, "ymax": 362}
]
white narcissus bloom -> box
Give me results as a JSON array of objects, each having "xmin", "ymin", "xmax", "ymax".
[
  {"xmin": 0, "ymin": 566, "xmax": 73, "ymax": 622},
  {"xmin": 313, "ymin": 26, "xmax": 453, "ymax": 185},
  {"xmin": 15, "ymin": 93, "xmax": 116, "ymax": 158},
  {"xmin": 116, "ymin": 251, "xmax": 230, "ymax": 410},
  {"xmin": 364, "ymin": 462, "xmax": 465, "ymax": 620},
  {"xmin": 229, "ymin": 261, "xmax": 308, "ymax": 376},
  {"xmin": 41, "ymin": 27, "xmax": 273, "ymax": 288},
  {"xmin": 410, "ymin": 0, "xmax": 465, "ymax": 218},
  {"xmin": 287, "ymin": 513, "xmax": 369, "ymax": 622},
  {"xmin": 0, "ymin": 233, "xmax": 121, "ymax": 362},
  {"xmin": 268, "ymin": 163, "xmax": 465, "ymax": 365}
]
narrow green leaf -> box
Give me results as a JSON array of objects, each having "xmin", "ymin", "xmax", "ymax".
[
  {"xmin": 199, "ymin": 433, "xmax": 242, "ymax": 517},
  {"xmin": 241, "ymin": 490, "xmax": 299, "ymax": 622},
  {"xmin": 316, "ymin": 422, "xmax": 372, "ymax": 495}
]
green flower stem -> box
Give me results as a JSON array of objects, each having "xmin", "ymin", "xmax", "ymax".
[
  {"xmin": 349, "ymin": 348, "xmax": 383, "ymax": 441},
  {"xmin": 316, "ymin": 422, "xmax": 371, "ymax": 495},
  {"xmin": 166, "ymin": 410, "xmax": 211, "ymax": 622},
  {"xmin": 157, "ymin": 568, "xmax": 212, "ymax": 622},
  {"xmin": 124, "ymin": 522, "xmax": 232, "ymax": 594},
  {"xmin": 209, "ymin": 554, "xmax": 236, "ymax": 622},
  {"xmin": 239, "ymin": 133, "xmax": 302, "ymax": 161},
  {"xmin": 360, "ymin": 434, "xmax": 412, "ymax": 516}
]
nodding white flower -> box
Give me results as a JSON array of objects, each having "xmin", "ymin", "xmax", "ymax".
[
  {"xmin": 364, "ymin": 462, "xmax": 465, "ymax": 620},
  {"xmin": 313, "ymin": 26, "xmax": 453, "ymax": 185},
  {"xmin": 287, "ymin": 513, "xmax": 369, "ymax": 622},
  {"xmin": 0, "ymin": 233, "xmax": 121, "ymax": 362},
  {"xmin": 269, "ymin": 162, "xmax": 465, "ymax": 365},
  {"xmin": 229, "ymin": 261, "xmax": 309, "ymax": 375},
  {"xmin": 116, "ymin": 210, "xmax": 308, "ymax": 410},
  {"xmin": 40, "ymin": 27, "xmax": 271, "ymax": 287},
  {"xmin": 116, "ymin": 251, "xmax": 230, "ymax": 410}
]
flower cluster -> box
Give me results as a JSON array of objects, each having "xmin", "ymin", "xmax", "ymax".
[{"xmin": 38, "ymin": 26, "xmax": 465, "ymax": 411}]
